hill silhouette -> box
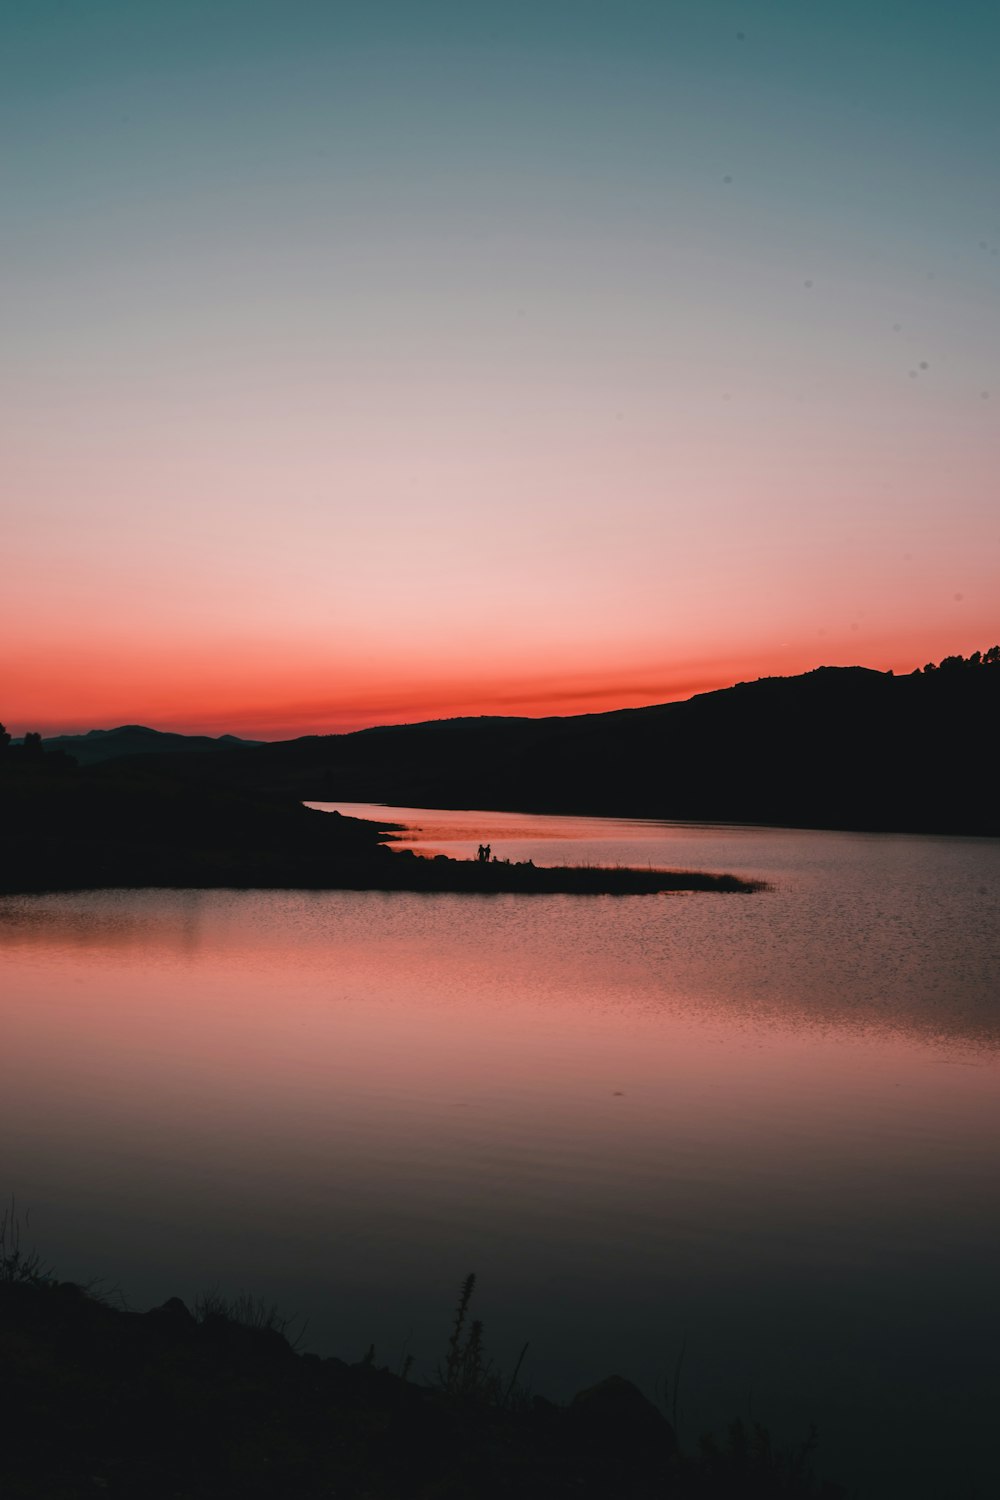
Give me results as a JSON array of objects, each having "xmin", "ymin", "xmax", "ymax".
[
  {"xmin": 22, "ymin": 724, "xmax": 261, "ymax": 765},
  {"xmin": 132, "ymin": 653, "xmax": 1000, "ymax": 838}
]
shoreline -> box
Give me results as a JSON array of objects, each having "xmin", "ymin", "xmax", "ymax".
[
  {"xmin": 1, "ymin": 760, "xmax": 765, "ymax": 898},
  {"xmin": 0, "ymin": 852, "xmax": 767, "ymax": 898}
]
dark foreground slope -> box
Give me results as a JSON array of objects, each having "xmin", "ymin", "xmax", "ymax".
[
  {"xmin": 1, "ymin": 1276, "xmax": 845, "ymax": 1500},
  {"xmin": 0, "ymin": 757, "xmax": 758, "ymax": 895},
  {"xmin": 178, "ymin": 658, "xmax": 1000, "ymax": 836}
]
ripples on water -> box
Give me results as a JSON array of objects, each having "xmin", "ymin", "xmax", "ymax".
[{"xmin": 2, "ymin": 808, "xmax": 999, "ymax": 1496}]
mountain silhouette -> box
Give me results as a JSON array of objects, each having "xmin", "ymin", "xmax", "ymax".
[
  {"xmin": 148, "ymin": 657, "xmax": 999, "ymax": 837},
  {"xmin": 24, "ymin": 725, "xmax": 261, "ymax": 765}
]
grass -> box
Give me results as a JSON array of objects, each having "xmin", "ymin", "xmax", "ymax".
[
  {"xmin": 439, "ymin": 1273, "xmax": 497, "ymax": 1402},
  {"xmin": 0, "ymin": 1197, "xmax": 52, "ymax": 1287},
  {"xmin": 394, "ymin": 852, "xmax": 769, "ymax": 895},
  {"xmin": 195, "ymin": 1286, "xmax": 305, "ymax": 1347},
  {"xmin": 2, "ymin": 1220, "xmax": 851, "ymax": 1497}
]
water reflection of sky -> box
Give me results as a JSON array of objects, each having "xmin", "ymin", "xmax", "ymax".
[
  {"xmin": 2, "ymin": 821, "xmax": 999, "ymax": 1497},
  {"xmin": 309, "ymin": 805, "xmax": 1000, "ymax": 1050}
]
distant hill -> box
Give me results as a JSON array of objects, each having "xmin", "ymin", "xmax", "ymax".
[
  {"xmin": 145, "ymin": 655, "xmax": 1000, "ymax": 837},
  {"xmin": 26, "ymin": 725, "xmax": 262, "ymax": 765}
]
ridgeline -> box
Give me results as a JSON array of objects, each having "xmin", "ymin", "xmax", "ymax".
[
  {"xmin": 217, "ymin": 653, "xmax": 998, "ymax": 837},
  {"xmin": 4, "ymin": 652, "xmax": 997, "ymax": 897},
  {"xmin": 67, "ymin": 650, "xmax": 1000, "ymax": 838}
]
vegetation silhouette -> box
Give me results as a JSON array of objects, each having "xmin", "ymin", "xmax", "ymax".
[{"xmin": 0, "ymin": 1225, "xmax": 849, "ymax": 1499}]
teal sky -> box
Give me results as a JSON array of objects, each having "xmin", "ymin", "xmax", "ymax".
[{"xmin": 3, "ymin": 1, "xmax": 998, "ymax": 735}]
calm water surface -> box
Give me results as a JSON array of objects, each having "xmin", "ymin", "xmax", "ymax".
[{"xmin": 3, "ymin": 807, "xmax": 999, "ymax": 1496}]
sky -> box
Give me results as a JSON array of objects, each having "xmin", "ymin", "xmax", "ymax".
[{"xmin": 3, "ymin": 0, "xmax": 998, "ymax": 739}]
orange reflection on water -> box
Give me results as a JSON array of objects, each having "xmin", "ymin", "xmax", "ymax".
[
  {"xmin": 4, "ymin": 889, "xmax": 997, "ymax": 1227},
  {"xmin": 4, "ymin": 864, "xmax": 999, "ymax": 1500}
]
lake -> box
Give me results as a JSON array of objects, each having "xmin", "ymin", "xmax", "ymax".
[{"xmin": 3, "ymin": 805, "xmax": 999, "ymax": 1496}]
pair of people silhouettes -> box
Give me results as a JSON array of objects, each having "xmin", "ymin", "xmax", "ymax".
[{"xmin": 476, "ymin": 843, "xmax": 492, "ymax": 863}]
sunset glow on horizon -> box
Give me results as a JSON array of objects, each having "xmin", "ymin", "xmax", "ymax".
[
  {"xmin": 4, "ymin": 2, "xmax": 997, "ymax": 742},
  {"xmin": 2, "ymin": 638, "xmax": 990, "ymax": 743}
]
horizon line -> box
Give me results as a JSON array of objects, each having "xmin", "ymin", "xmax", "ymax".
[{"xmin": 11, "ymin": 655, "xmax": 949, "ymax": 744}]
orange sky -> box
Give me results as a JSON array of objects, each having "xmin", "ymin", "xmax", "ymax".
[
  {"xmin": 3, "ymin": 4, "xmax": 997, "ymax": 741},
  {"xmin": 5, "ymin": 625, "xmax": 991, "ymax": 741}
]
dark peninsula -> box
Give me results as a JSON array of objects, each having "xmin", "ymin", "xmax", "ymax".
[{"xmin": 0, "ymin": 738, "xmax": 760, "ymax": 897}]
